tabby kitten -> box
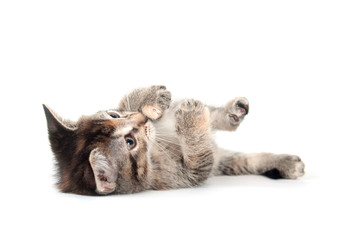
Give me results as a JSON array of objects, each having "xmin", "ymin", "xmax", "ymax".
[{"xmin": 43, "ymin": 85, "xmax": 305, "ymax": 195}]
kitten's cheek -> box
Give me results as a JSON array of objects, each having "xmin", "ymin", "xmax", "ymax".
[{"xmin": 144, "ymin": 121, "xmax": 155, "ymax": 140}]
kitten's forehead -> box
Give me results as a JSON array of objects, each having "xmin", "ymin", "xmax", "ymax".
[
  {"xmin": 108, "ymin": 109, "xmax": 136, "ymax": 115},
  {"xmin": 113, "ymin": 126, "xmax": 133, "ymax": 138},
  {"xmin": 92, "ymin": 109, "xmax": 137, "ymax": 119}
]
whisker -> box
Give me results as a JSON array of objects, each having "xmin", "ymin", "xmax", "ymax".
[
  {"xmin": 151, "ymin": 140, "xmax": 175, "ymax": 161},
  {"xmin": 154, "ymin": 131, "xmax": 175, "ymax": 135},
  {"xmin": 151, "ymin": 134, "xmax": 182, "ymax": 154},
  {"xmin": 158, "ymin": 136, "xmax": 179, "ymax": 141},
  {"xmin": 155, "ymin": 136, "xmax": 181, "ymax": 146},
  {"xmin": 154, "ymin": 134, "xmax": 176, "ymax": 140},
  {"xmin": 162, "ymin": 144, "xmax": 182, "ymax": 155},
  {"xmin": 153, "ymin": 127, "xmax": 171, "ymax": 133},
  {"xmin": 154, "ymin": 132, "xmax": 176, "ymax": 138},
  {"xmin": 154, "ymin": 139, "xmax": 182, "ymax": 155}
]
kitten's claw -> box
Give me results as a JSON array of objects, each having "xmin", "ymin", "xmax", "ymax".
[{"xmin": 225, "ymin": 97, "xmax": 249, "ymax": 125}]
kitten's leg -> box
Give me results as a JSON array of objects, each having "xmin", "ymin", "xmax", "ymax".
[
  {"xmin": 175, "ymin": 99, "xmax": 215, "ymax": 186},
  {"xmin": 208, "ymin": 97, "xmax": 249, "ymax": 131},
  {"xmin": 118, "ymin": 85, "xmax": 172, "ymax": 120},
  {"xmin": 215, "ymin": 150, "xmax": 305, "ymax": 179}
]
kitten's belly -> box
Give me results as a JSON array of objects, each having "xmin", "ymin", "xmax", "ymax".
[
  {"xmin": 153, "ymin": 108, "xmax": 176, "ymax": 135},
  {"xmin": 152, "ymin": 101, "xmax": 182, "ymax": 135}
]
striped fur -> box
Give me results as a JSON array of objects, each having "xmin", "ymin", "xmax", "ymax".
[{"xmin": 43, "ymin": 86, "xmax": 305, "ymax": 195}]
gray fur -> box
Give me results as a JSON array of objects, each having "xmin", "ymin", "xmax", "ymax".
[
  {"xmin": 115, "ymin": 86, "xmax": 305, "ymax": 192},
  {"xmin": 45, "ymin": 85, "xmax": 305, "ymax": 195}
]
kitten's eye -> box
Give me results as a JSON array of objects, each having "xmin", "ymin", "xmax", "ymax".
[
  {"xmin": 107, "ymin": 111, "xmax": 120, "ymax": 119},
  {"xmin": 109, "ymin": 114, "xmax": 119, "ymax": 119},
  {"xmin": 125, "ymin": 135, "xmax": 136, "ymax": 150}
]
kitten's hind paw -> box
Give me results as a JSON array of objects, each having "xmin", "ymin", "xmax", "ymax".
[
  {"xmin": 267, "ymin": 154, "xmax": 305, "ymax": 179},
  {"xmin": 225, "ymin": 97, "xmax": 249, "ymax": 125}
]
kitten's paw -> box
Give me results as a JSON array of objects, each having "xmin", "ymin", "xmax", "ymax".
[
  {"xmin": 142, "ymin": 85, "xmax": 171, "ymax": 120},
  {"xmin": 175, "ymin": 99, "xmax": 209, "ymax": 134},
  {"xmin": 142, "ymin": 105, "xmax": 164, "ymax": 120},
  {"xmin": 225, "ymin": 97, "xmax": 249, "ymax": 125},
  {"xmin": 96, "ymin": 181, "xmax": 116, "ymax": 195},
  {"xmin": 274, "ymin": 154, "xmax": 305, "ymax": 179}
]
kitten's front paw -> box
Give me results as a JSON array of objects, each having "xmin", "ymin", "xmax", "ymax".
[
  {"xmin": 225, "ymin": 97, "xmax": 249, "ymax": 125},
  {"xmin": 142, "ymin": 85, "xmax": 172, "ymax": 120},
  {"xmin": 274, "ymin": 154, "xmax": 305, "ymax": 179},
  {"xmin": 175, "ymin": 99, "xmax": 209, "ymax": 134},
  {"xmin": 96, "ymin": 181, "xmax": 116, "ymax": 195}
]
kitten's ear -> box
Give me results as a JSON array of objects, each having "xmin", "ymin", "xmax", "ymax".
[
  {"xmin": 43, "ymin": 104, "xmax": 78, "ymax": 160},
  {"xmin": 42, "ymin": 104, "xmax": 77, "ymax": 133},
  {"xmin": 89, "ymin": 148, "xmax": 118, "ymax": 195}
]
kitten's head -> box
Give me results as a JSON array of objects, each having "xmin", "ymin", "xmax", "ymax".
[{"xmin": 43, "ymin": 105, "xmax": 154, "ymax": 195}]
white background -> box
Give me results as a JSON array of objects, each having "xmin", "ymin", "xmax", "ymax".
[{"xmin": 1, "ymin": 1, "xmax": 348, "ymax": 239}]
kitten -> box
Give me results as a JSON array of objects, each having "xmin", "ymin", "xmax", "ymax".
[{"xmin": 43, "ymin": 85, "xmax": 305, "ymax": 195}]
